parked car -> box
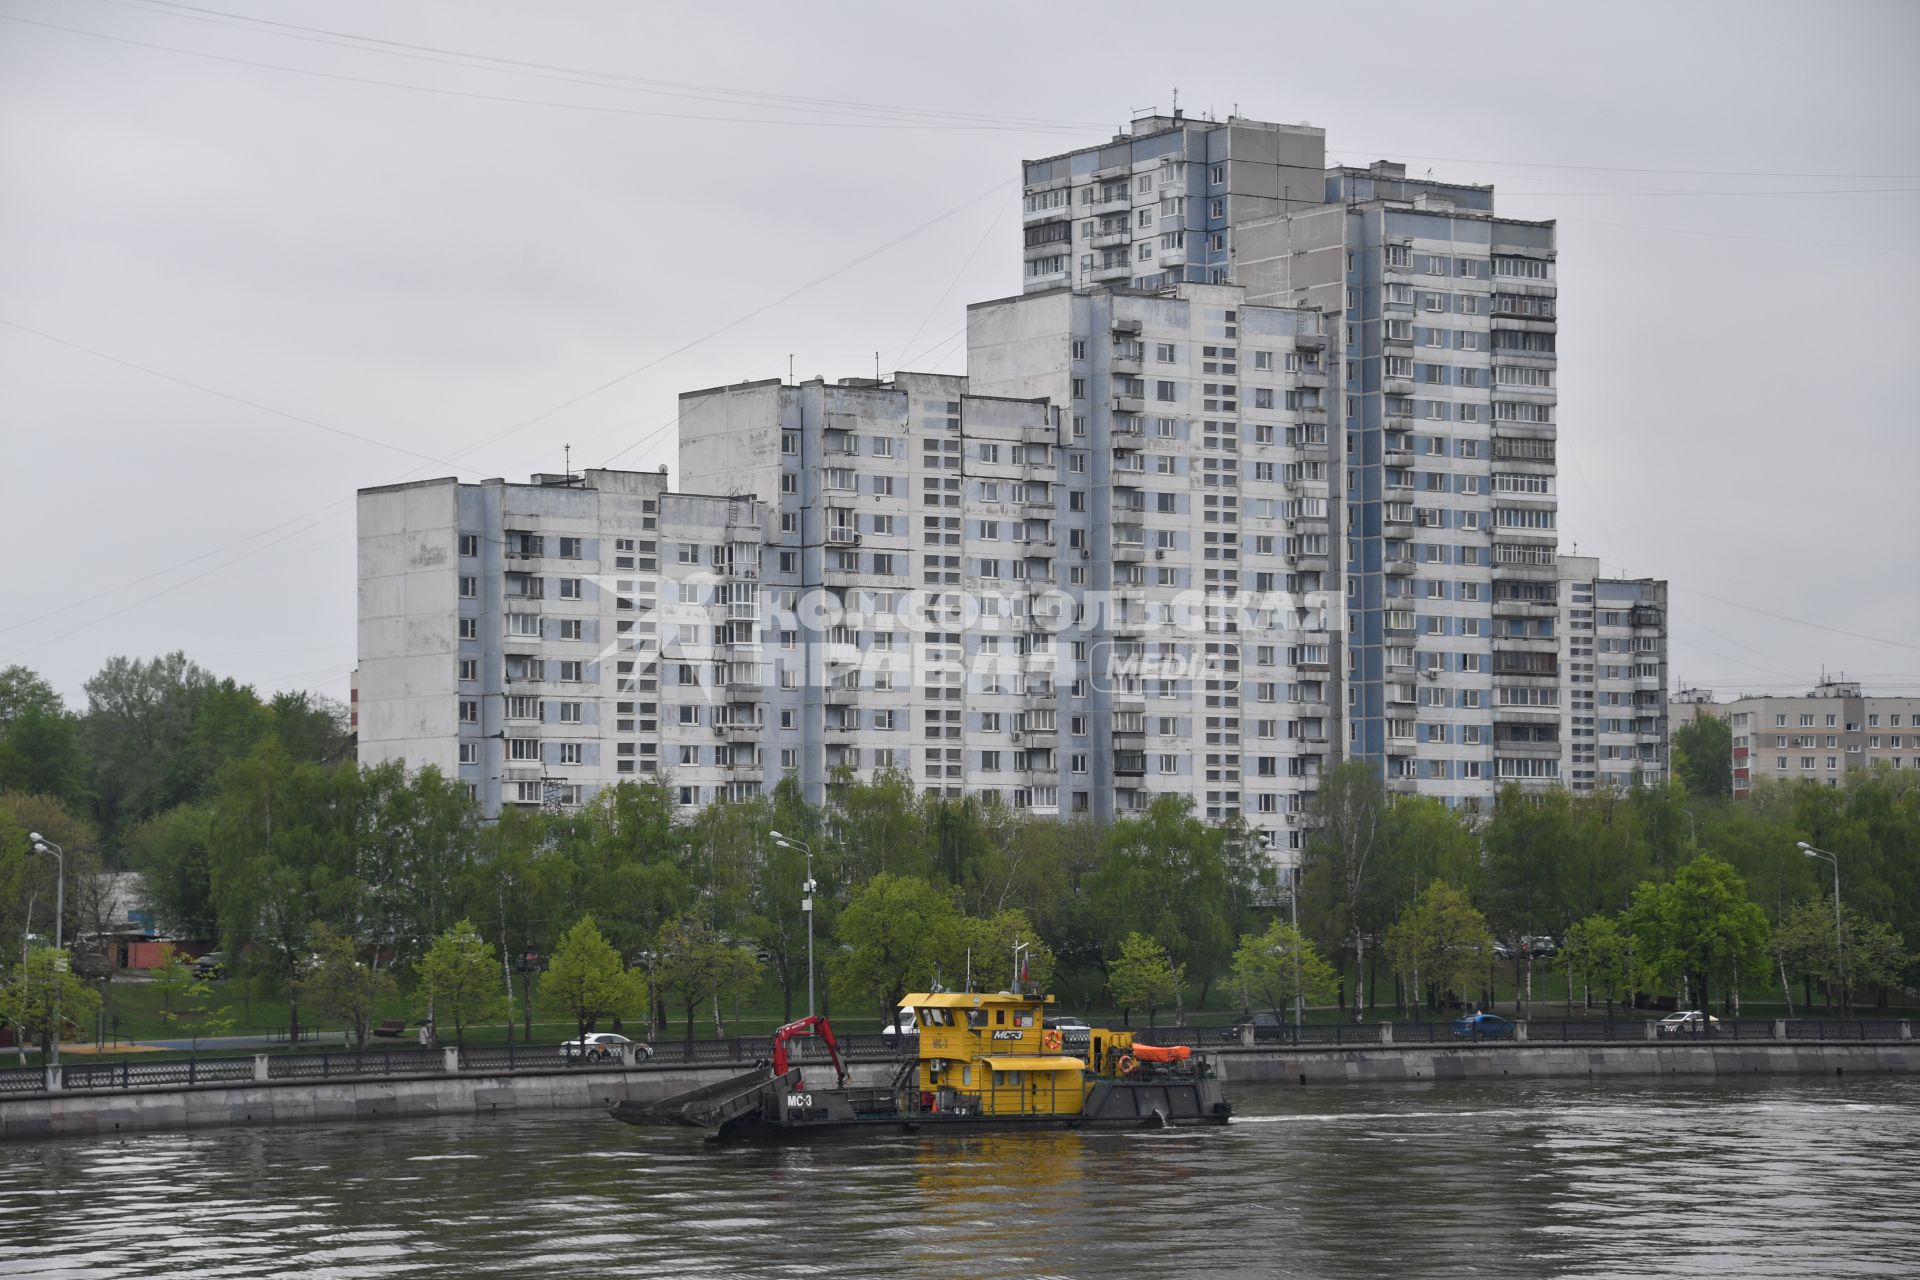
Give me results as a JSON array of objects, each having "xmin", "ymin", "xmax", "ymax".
[
  {"xmin": 881, "ymin": 1009, "xmax": 920, "ymax": 1043},
  {"xmin": 1220, "ymin": 1012, "xmax": 1290, "ymax": 1042},
  {"xmin": 559, "ymin": 1032, "xmax": 650, "ymax": 1063},
  {"xmin": 1656, "ymin": 1011, "xmax": 1721, "ymax": 1035},
  {"xmin": 190, "ymin": 952, "xmax": 227, "ymax": 980},
  {"xmin": 1520, "ymin": 936, "xmax": 1557, "ymax": 959},
  {"xmin": 1451, "ymin": 1012, "xmax": 1515, "ymax": 1040},
  {"xmin": 1492, "ymin": 940, "xmax": 1516, "ymax": 961}
]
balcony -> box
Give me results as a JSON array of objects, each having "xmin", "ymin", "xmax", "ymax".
[
  {"xmin": 1385, "ymin": 560, "xmax": 1415, "ymax": 576},
  {"xmin": 1111, "ymin": 354, "xmax": 1143, "ymax": 376},
  {"xmin": 1295, "ymin": 328, "xmax": 1328, "ymax": 350},
  {"xmin": 1091, "ymin": 262, "xmax": 1132, "ymax": 283},
  {"xmin": 1112, "ymin": 394, "xmax": 1145, "ymax": 414},
  {"xmin": 1112, "ymin": 542, "xmax": 1148, "ymax": 563},
  {"xmin": 824, "ymin": 686, "xmax": 860, "ymax": 708},
  {"xmin": 1023, "ymin": 421, "xmax": 1056, "ymax": 445},
  {"xmin": 826, "ymin": 527, "xmax": 859, "ymax": 547},
  {"xmin": 1092, "ymin": 228, "xmax": 1129, "ymax": 249},
  {"xmin": 1114, "ymin": 752, "xmax": 1147, "ymax": 778}
]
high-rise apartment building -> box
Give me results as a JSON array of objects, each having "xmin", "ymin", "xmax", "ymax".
[
  {"xmin": 1728, "ymin": 678, "xmax": 1920, "ymax": 797},
  {"xmin": 356, "ymin": 110, "xmax": 1668, "ymax": 836},
  {"xmin": 1022, "ymin": 115, "xmax": 1570, "ymax": 804}
]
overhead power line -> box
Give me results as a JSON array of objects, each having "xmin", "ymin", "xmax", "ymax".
[
  {"xmin": 114, "ymin": 0, "xmax": 1112, "ymax": 131},
  {"xmin": 3, "ymin": 13, "xmax": 1101, "ymax": 134}
]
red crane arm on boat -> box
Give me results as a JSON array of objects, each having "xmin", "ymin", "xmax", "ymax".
[{"xmin": 769, "ymin": 1015, "xmax": 849, "ymax": 1088}]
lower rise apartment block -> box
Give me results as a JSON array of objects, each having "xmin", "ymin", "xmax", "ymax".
[{"xmin": 1728, "ymin": 678, "xmax": 1920, "ymax": 797}]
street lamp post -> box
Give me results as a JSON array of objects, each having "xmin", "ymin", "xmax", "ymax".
[
  {"xmin": 770, "ymin": 832, "xmax": 816, "ymax": 1019},
  {"xmin": 28, "ymin": 834, "xmax": 64, "ymax": 1071},
  {"xmin": 1797, "ymin": 841, "xmax": 1845, "ymax": 1018}
]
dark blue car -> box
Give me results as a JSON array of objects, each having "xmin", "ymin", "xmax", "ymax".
[{"xmin": 1451, "ymin": 1012, "xmax": 1515, "ymax": 1040}]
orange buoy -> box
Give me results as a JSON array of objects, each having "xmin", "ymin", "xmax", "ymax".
[{"xmin": 1042, "ymin": 1029, "xmax": 1064, "ymax": 1052}]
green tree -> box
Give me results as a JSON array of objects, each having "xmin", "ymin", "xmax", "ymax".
[
  {"xmin": 1482, "ymin": 785, "xmax": 1576, "ymax": 1011},
  {"xmin": 0, "ymin": 704, "xmax": 92, "ymax": 812},
  {"xmin": 125, "ymin": 805, "xmax": 217, "ymax": 938},
  {"xmin": 1625, "ymin": 855, "xmax": 1770, "ymax": 1013},
  {"xmin": 1770, "ymin": 899, "xmax": 1910, "ymax": 1014},
  {"xmin": 1086, "ymin": 794, "xmax": 1234, "ymax": 1018},
  {"xmin": 1299, "ymin": 760, "xmax": 1389, "ymax": 1019},
  {"xmin": 83, "ymin": 651, "xmax": 213, "ymax": 835},
  {"xmin": 298, "ymin": 921, "xmax": 396, "ymax": 1052},
  {"xmin": 0, "ymin": 666, "xmax": 64, "ymax": 731},
  {"xmin": 1230, "ymin": 920, "xmax": 1336, "ymax": 1018},
  {"xmin": 1107, "ymin": 932, "xmax": 1181, "ymax": 1027},
  {"xmin": 654, "ymin": 911, "xmax": 762, "ymax": 1042},
  {"xmin": 1, "ymin": 947, "xmax": 102, "ymax": 1060},
  {"xmin": 541, "ymin": 915, "xmax": 644, "ymax": 1049},
  {"xmin": 1672, "ymin": 714, "xmax": 1733, "ymax": 801},
  {"xmin": 829, "ymin": 873, "xmax": 961, "ymax": 1026},
  {"xmin": 1562, "ymin": 913, "xmax": 1637, "ymax": 1015},
  {"xmin": 416, "ymin": 919, "xmax": 499, "ymax": 1049},
  {"xmin": 1384, "ymin": 882, "xmax": 1495, "ymax": 1011},
  {"xmin": 950, "ymin": 908, "xmax": 1057, "ymax": 996},
  {"xmin": 831, "ymin": 768, "xmax": 932, "ymax": 884}
]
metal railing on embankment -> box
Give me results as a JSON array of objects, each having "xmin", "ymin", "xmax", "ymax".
[{"xmin": 1, "ymin": 1021, "xmax": 1908, "ymax": 1098}]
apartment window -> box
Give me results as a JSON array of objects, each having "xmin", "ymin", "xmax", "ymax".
[
  {"xmin": 1155, "ymin": 381, "xmax": 1176, "ymax": 402},
  {"xmin": 458, "ymin": 700, "xmax": 478, "ymax": 724},
  {"xmin": 1209, "ymin": 165, "xmax": 1225, "ymax": 186},
  {"xmin": 559, "ymin": 660, "xmax": 584, "ymax": 682},
  {"xmin": 557, "ymin": 578, "xmax": 582, "ymax": 600},
  {"xmin": 558, "ymin": 701, "xmax": 582, "ymax": 723},
  {"xmin": 458, "ymin": 533, "xmax": 479, "ymax": 557},
  {"xmin": 459, "ymin": 576, "xmax": 478, "ymax": 599},
  {"xmin": 458, "ymin": 617, "xmax": 478, "ymax": 640},
  {"xmin": 558, "ymin": 742, "xmax": 583, "ymax": 765},
  {"xmin": 558, "ymin": 536, "xmax": 582, "ymax": 559},
  {"xmin": 458, "ymin": 659, "xmax": 478, "ymax": 682}
]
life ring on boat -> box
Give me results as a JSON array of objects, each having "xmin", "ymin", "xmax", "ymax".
[
  {"xmin": 1042, "ymin": 1029, "xmax": 1063, "ymax": 1052},
  {"xmin": 1115, "ymin": 1053, "xmax": 1139, "ymax": 1076}
]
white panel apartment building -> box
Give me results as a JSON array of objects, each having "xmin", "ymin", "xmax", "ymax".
[
  {"xmin": 355, "ymin": 110, "xmax": 1669, "ymax": 835},
  {"xmin": 358, "ymin": 467, "xmax": 781, "ymax": 815}
]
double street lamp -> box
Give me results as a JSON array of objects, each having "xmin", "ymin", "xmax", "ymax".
[
  {"xmin": 1797, "ymin": 841, "xmax": 1845, "ymax": 1017},
  {"xmin": 769, "ymin": 831, "xmax": 815, "ymax": 1019},
  {"xmin": 28, "ymin": 834, "xmax": 65, "ymax": 1070}
]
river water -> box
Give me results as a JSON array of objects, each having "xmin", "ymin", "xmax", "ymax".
[{"xmin": 4, "ymin": 1076, "xmax": 1915, "ymax": 1278}]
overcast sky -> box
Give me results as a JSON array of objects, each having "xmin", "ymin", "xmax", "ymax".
[{"xmin": 3, "ymin": 0, "xmax": 1916, "ymax": 709}]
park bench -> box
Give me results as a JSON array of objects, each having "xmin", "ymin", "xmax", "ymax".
[{"xmin": 371, "ymin": 1019, "xmax": 408, "ymax": 1039}]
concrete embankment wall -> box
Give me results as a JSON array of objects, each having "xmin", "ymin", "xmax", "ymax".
[
  {"xmin": 0, "ymin": 1062, "xmax": 899, "ymax": 1143},
  {"xmin": 6, "ymin": 1043, "xmax": 1916, "ymax": 1142},
  {"xmin": 1217, "ymin": 1041, "xmax": 1920, "ymax": 1087}
]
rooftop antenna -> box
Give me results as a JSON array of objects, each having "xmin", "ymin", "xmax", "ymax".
[
  {"xmin": 788, "ymin": 354, "xmax": 794, "ymax": 385},
  {"xmin": 875, "ymin": 350, "xmax": 880, "ymax": 382},
  {"xmin": 564, "ymin": 443, "xmax": 571, "ymax": 480},
  {"xmin": 1171, "ymin": 86, "xmax": 1179, "ymax": 113}
]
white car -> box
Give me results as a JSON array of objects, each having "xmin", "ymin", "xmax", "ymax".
[
  {"xmin": 559, "ymin": 1032, "xmax": 651, "ymax": 1062},
  {"xmin": 881, "ymin": 1009, "xmax": 920, "ymax": 1041},
  {"xmin": 1656, "ymin": 1011, "xmax": 1721, "ymax": 1035}
]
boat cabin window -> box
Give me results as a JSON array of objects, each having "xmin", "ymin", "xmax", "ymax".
[
  {"xmin": 1014, "ymin": 1011, "xmax": 1034, "ymax": 1027},
  {"xmin": 995, "ymin": 1010, "xmax": 1006, "ymax": 1026},
  {"xmin": 961, "ymin": 1066, "xmax": 972, "ymax": 1085},
  {"xmin": 966, "ymin": 1009, "xmax": 986, "ymax": 1029},
  {"xmin": 924, "ymin": 1008, "xmax": 951, "ymax": 1027}
]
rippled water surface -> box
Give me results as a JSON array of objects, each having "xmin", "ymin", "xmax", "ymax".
[{"xmin": 5, "ymin": 1076, "xmax": 1916, "ymax": 1278}]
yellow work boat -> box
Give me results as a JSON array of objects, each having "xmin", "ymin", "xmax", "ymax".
[{"xmin": 613, "ymin": 983, "xmax": 1231, "ymax": 1141}]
